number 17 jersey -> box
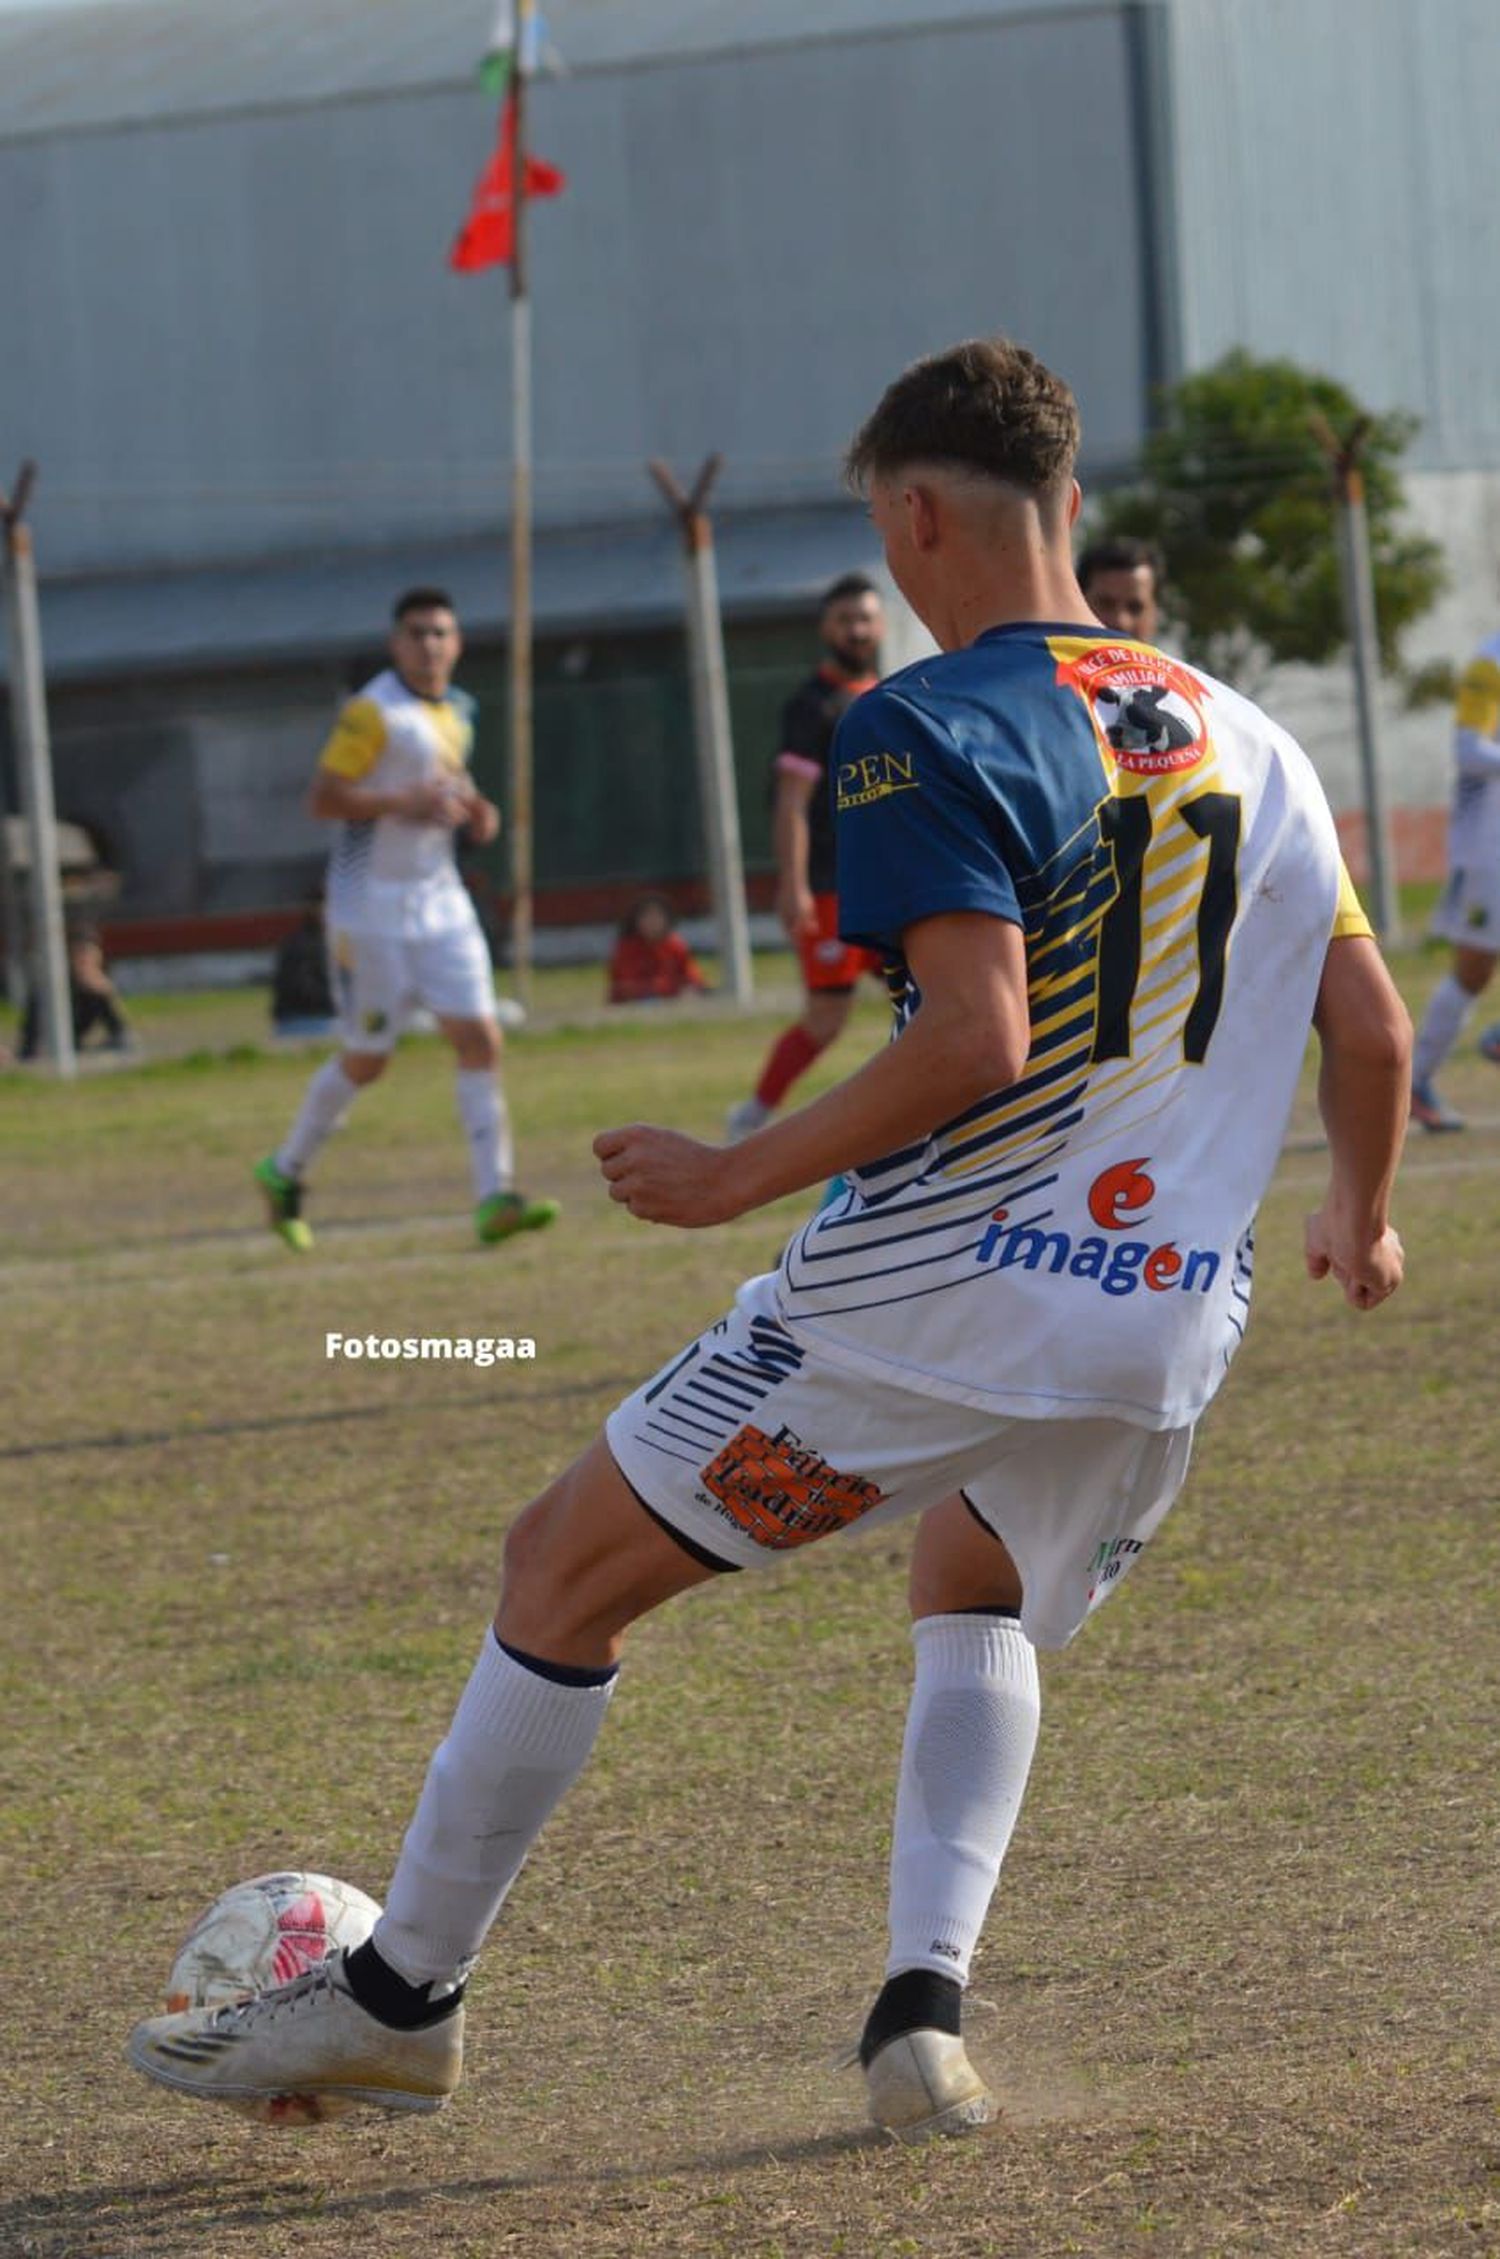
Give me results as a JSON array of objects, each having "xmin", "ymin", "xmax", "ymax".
[{"xmin": 772, "ymin": 623, "xmax": 1371, "ymax": 1431}]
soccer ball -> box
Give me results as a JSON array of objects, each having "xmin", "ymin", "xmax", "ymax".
[{"xmin": 164, "ymin": 1870, "xmax": 381, "ymax": 2125}]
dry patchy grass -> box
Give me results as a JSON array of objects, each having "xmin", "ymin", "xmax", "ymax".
[{"xmin": 1, "ymin": 955, "xmax": 1498, "ymax": 2258}]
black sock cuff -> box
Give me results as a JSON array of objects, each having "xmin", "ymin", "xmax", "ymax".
[
  {"xmin": 496, "ymin": 1635, "xmax": 619, "ymax": 1689},
  {"xmin": 342, "ymin": 1938, "xmax": 465, "ymax": 2030},
  {"xmin": 859, "ymin": 1968, "xmax": 963, "ymax": 2067}
]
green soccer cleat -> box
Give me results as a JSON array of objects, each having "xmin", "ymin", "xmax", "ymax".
[
  {"xmin": 253, "ymin": 1155, "xmax": 314, "ymax": 1251},
  {"xmin": 475, "ymin": 1189, "xmax": 560, "ymax": 1245}
]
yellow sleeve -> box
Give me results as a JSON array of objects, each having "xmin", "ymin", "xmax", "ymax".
[
  {"xmin": 317, "ymin": 697, "xmax": 387, "ymax": 781},
  {"xmin": 1455, "ymin": 655, "xmax": 1500, "ymax": 737},
  {"xmin": 1331, "ymin": 857, "xmax": 1374, "ymax": 941}
]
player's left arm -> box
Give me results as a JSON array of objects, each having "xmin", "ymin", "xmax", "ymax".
[
  {"xmin": 1304, "ymin": 930, "xmax": 1411, "ymax": 1310},
  {"xmin": 596, "ymin": 911, "xmax": 1028, "ymax": 1225}
]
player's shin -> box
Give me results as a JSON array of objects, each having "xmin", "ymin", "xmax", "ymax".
[
  {"xmin": 455, "ymin": 1067, "xmax": 513, "ymax": 1199},
  {"xmin": 855, "ymin": 1613, "xmax": 1038, "ymax": 2138},
  {"xmin": 881, "ymin": 1611, "xmax": 1040, "ymax": 1996},
  {"xmin": 276, "ymin": 1057, "xmax": 361, "ymax": 1177},
  {"xmin": 1411, "ymin": 974, "xmax": 1475, "ymax": 1085},
  {"xmin": 355, "ymin": 1631, "xmax": 617, "ymax": 2015}
]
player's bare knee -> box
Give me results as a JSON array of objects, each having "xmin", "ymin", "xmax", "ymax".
[
  {"xmin": 446, "ymin": 1017, "xmax": 500, "ymax": 1071},
  {"xmin": 497, "ymin": 1491, "xmax": 565, "ymax": 1615},
  {"xmin": 341, "ymin": 1049, "xmax": 387, "ymax": 1086},
  {"xmin": 1454, "ymin": 946, "xmax": 1497, "ymax": 997},
  {"xmin": 494, "ymin": 1479, "xmax": 623, "ymax": 1651},
  {"xmin": 908, "ymin": 1499, "xmax": 1024, "ymax": 1620}
]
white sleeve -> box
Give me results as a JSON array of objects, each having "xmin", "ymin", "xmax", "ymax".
[{"xmin": 1456, "ymin": 730, "xmax": 1500, "ymax": 779}]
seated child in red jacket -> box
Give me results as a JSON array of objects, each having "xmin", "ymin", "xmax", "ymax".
[{"xmin": 607, "ymin": 894, "xmax": 708, "ymax": 1004}]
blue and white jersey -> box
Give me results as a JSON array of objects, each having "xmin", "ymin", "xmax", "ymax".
[{"xmin": 771, "ymin": 624, "xmax": 1369, "ymax": 1431}]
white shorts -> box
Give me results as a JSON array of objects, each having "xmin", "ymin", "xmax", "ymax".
[
  {"xmin": 605, "ymin": 1273, "xmax": 1193, "ymax": 1650},
  {"xmin": 1431, "ymin": 863, "xmax": 1500, "ymax": 947},
  {"xmin": 330, "ymin": 920, "xmax": 494, "ymax": 1053}
]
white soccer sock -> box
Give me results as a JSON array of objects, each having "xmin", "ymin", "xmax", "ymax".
[
  {"xmin": 455, "ymin": 1068, "xmax": 514, "ymax": 1200},
  {"xmin": 373, "ymin": 1633, "xmax": 617, "ymax": 1988},
  {"xmin": 885, "ymin": 1613, "xmax": 1040, "ymax": 1985},
  {"xmin": 275, "ymin": 1057, "xmax": 360, "ymax": 1178},
  {"xmin": 1412, "ymin": 975, "xmax": 1476, "ymax": 1084}
]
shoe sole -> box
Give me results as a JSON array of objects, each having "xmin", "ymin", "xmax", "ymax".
[
  {"xmin": 127, "ymin": 2036, "xmax": 449, "ymax": 2115},
  {"xmin": 877, "ymin": 2088, "xmax": 998, "ymax": 2144}
]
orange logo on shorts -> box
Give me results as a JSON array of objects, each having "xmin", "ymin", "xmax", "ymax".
[{"xmin": 701, "ymin": 1423, "xmax": 885, "ymax": 1549}]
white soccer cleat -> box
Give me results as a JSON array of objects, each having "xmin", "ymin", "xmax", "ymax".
[
  {"xmin": 864, "ymin": 2028, "xmax": 997, "ymax": 2144},
  {"xmin": 126, "ymin": 1949, "xmax": 463, "ymax": 2119}
]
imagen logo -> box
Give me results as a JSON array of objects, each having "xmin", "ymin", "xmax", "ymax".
[{"xmin": 975, "ymin": 1158, "xmax": 1220, "ymax": 1299}]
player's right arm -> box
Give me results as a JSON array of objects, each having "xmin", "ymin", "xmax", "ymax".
[
  {"xmin": 596, "ymin": 909, "xmax": 1029, "ymax": 1223},
  {"xmin": 305, "ymin": 698, "xmax": 470, "ymax": 826},
  {"xmin": 1304, "ymin": 930, "xmax": 1411, "ymax": 1311},
  {"xmin": 595, "ymin": 687, "xmax": 1031, "ymax": 1225}
]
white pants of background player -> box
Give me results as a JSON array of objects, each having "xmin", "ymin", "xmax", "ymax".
[
  {"xmin": 1413, "ymin": 862, "xmax": 1500, "ymax": 1090},
  {"xmin": 274, "ymin": 916, "xmax": 514, "ymax": 1201}
]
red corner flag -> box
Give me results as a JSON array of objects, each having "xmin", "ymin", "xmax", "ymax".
[{"xmin": 450, "ymin": 91, "xmax": 566, "ymax": 271}]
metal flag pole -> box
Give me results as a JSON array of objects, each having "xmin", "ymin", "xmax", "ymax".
[
  {"xmin": 507, "ymin": 0, "xmax": 537, "ymax": 1008},
  {"xmin": 0, "ymin": 462, "xmax": 75, "ymax": 1077}
]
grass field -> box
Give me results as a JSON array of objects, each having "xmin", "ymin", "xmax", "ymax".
[{"xmin": 2, "ymin": 943, "xmax": 1498, "ymax": 2259}]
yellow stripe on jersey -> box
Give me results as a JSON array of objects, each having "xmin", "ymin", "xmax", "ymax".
[
  {"xmin": 1332, "ymin": 859, "xmax": 1374, "ymax": 941},
  {"xmin": 318, "ymin": 698, "xmax": 388, "ymax": 780},
  {"xmin": 427, "ymin": 700, "xmax": 473, "ymax": 776},
  {"xmin": 1454, "ymin": 655, "xmax": 1500, "ymax": 738}
]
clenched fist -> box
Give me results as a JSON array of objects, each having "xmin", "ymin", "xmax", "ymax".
[{"xmin": 594, "ymin": 1123, "xmax": 742, "ymax": 1228}]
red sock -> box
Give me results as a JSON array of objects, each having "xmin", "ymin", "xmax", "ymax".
[{"xmin": 755, "ymin": 1023, "xmax": 824, "ymax": 1109}]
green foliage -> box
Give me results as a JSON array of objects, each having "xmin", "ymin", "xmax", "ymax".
[{"xmin": 1093, "ymin": 350, "xmax": 1447, "ymax": 699}]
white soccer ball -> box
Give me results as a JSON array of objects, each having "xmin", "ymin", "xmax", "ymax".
[{"xmin": 164, "ymin": 1870, "xmax": 381, "ymax": 2126}]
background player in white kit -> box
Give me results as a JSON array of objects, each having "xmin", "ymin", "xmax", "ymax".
[
  {"xmin": 1409, "ymin": 630, "xmax": 1500, "ymax": 1130},
  {"xmin": 253, "ymin": 589, "xmax": 558, "ymax": 1249},
  {"xmin": 132, "ymin": 343, "xmax": 1409, "ymax": 2144}
]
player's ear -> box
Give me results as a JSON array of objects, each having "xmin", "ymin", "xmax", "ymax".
[
  {"xmin": 1066, "ymin": 479, "xmax": 1083, "ymax": 529},
  {"xmin": 908, "ymin": 482, "xmax": 941, "ymax": 553}
]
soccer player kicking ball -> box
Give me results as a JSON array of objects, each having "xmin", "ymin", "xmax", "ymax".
[
  {"xmin": 253, "ymin": 587, "xmax": 558, "ymax": 1251},
  {"xmin": 131, "ymin": 342, "xmax": 1409, "ymax": 2141}
]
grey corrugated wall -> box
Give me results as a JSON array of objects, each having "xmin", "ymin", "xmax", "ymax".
[
  {"xmin": 0, "ymin": 4, "xmax": 1151, "ymax": 579},
  {"xmin": 1167, "ymin": 0, "xmax": 1500, "ymax": 467}
]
